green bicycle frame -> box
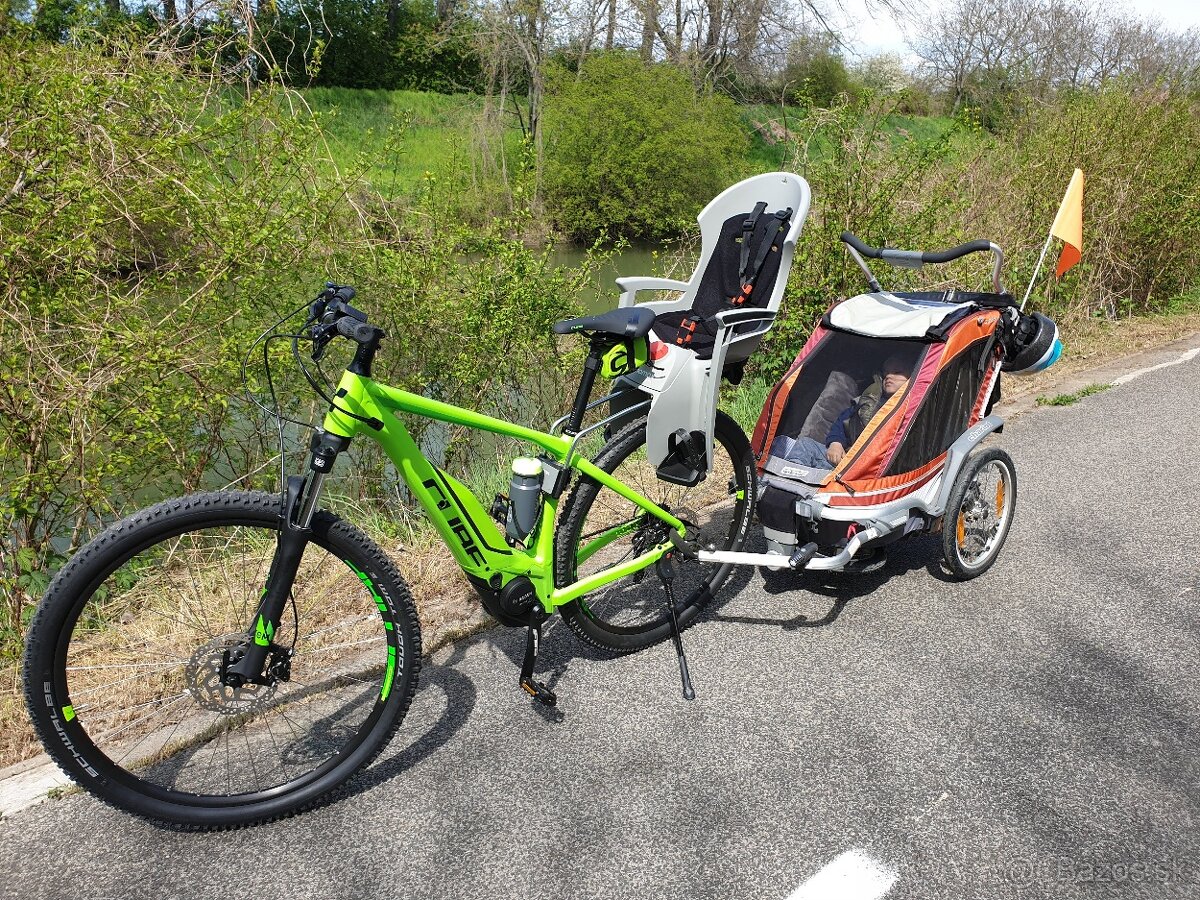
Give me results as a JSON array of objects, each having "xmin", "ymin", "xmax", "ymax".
[{"xmin": 320, "ymin": 370, "xmax": 686, "ymax": 613}]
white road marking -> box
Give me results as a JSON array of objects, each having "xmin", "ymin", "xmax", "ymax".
[
  {"xmin": 0, "ymin": 762, "xmax": 71, "ymax": 817},
  {"xmin": 785, "ymin": 849, "xmax": 899, "ymax": 900},
  {"xmin": 1111, "ymin": 347, "xmax": 1200, "ymax": 386}
]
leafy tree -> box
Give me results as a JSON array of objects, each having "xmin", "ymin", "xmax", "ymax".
[
  {"xmin": 262, "ymin": 0, "xmax": 482, "ymax": 89},
  {"xmin": 786, "ymin": 50, "xmax": 857, "ymax": 107},
  {"xmin": 777, "ymin": 29, "xmax": 860, "ymax": 108},
  {"xmin": 541, "ymin": 52, "xmax": 746, "ymax": 242}
]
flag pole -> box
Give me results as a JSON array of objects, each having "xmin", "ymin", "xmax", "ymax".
[{"xmin": 1020, "ymin": 232, "xmax": 1054, "ymax": 312}]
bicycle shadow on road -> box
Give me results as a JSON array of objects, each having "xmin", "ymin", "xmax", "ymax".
[
  {"xmin": 339, "ymin": 650, "xmax": 478, "ymax": 798},
  {"xmin": 703, "ymin": 533, "xmax": 940, "ymax": 631}
]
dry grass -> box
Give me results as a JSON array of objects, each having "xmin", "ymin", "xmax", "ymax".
[{"xmin": 0, "ymin": 670, "xmax": 31, "ymax": 768}]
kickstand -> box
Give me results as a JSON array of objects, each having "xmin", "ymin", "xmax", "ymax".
[
  {"xmin": 519, "ymin": 610, "xmax": 557, "ymax": 707},
  {"xmin": 657, "ymin": 553, "xmax": 696, "ymax": 701}
]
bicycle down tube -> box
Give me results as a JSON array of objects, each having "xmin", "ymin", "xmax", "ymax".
[{"xmin": 320, "ymin": 368, "xmax": 687, "ymax": 611}]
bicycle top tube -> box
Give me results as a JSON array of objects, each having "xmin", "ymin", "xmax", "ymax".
[
  {"xmin": 324, "ymin": 372, "xmax": 571, "ymax": 459},
  {"xmin": 321, "ymin": 370, "xmax": 688, "ymax": 535}
]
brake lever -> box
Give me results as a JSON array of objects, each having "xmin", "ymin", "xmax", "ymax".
[
  {"xmin": 310, "ymin": 319, "xmax": 336, "ymax": 362},
  {"xmin": 306, "ymin": 302, "xmax": 334, "ymax": 361},
  {"xmin": 307, "ymin": 284, "xmax": 366, "ymax": 362}
]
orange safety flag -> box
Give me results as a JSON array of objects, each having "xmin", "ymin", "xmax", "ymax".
[{"xmin": 1050, "ymin": 168, "xmax": 1084, "ymax": 278}]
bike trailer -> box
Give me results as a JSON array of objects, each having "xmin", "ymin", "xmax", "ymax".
[{"xmin": 723, "ymin": 235, "xmax": 1060, "ymax": 575}]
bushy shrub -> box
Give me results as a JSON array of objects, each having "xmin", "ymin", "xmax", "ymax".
[
  {"xmin": 755, "ymin": 96, "xmax": 972, "ymax": 377},
  {"xmin": 754, "ymin": 84, "xmax": 1200, "ymax": 380},
  {"xmin": 0, "ymin": 32, "xmax": 354, "ymax": 653},
  {"xmin": 784, "ymin": 51, "xmax": 860, "ymax": 108},
  {"xmin": 979, "ymin": 85, "xmax": 1200, "ymax": 316},
  {"xmin": 0, "ymin": 32, "xmax": 591, "ymax": 661},
  {"xmin": 541, "ymin": 52, "xmax": 747, "ymax": 243}
]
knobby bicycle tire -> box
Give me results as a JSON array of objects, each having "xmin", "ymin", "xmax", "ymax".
[
  {"xmin": 23, "ymin": 490, "xmax": 420, "ymax": 829},
  {"xmin": 554, "ymin": 412, "xmax": 755, "ymax": 653}
]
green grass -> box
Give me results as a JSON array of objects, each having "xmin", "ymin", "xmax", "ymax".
[
  {"xmin": 1155, "ymin": 285, "xmax": 1200, "ymax": 315},
  {"xmin": 724, "ymin": 376, "xmax": 772, "ymax": 435},
  {"xmin": 301, "ymin": 87, "xmax": 511, "ymax": 197},
  {"xmin": 1035, "ymin": 383, "xmax": 1112, "ymax": 406},
  {"xmin": 738, "ymin": 104, "xmax": 794, "ymax": 171},
  {"xmin": 884, "ymin": 113, "xmax": 957, "ymax": 143},
  {"xmin": 736, "ymin": 103, "xmax": 959, "ymax": 171},
  {"xmin": 302, "ymin": 89, "xmax": 963, "ymax": 201}
]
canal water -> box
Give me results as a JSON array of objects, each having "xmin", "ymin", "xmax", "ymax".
[{"xmin": 547, "ymin": 241, "xmax": 690, "ymax": 313}]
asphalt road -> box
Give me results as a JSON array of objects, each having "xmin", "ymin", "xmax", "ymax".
[{"xmin": 2, "ymin": 351, "xmax": 1198, "ymax": 900}]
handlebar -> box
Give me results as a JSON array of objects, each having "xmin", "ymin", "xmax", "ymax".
[
  {"xmin": 840, "ymin": 231, "xmax": 994, "ymax": 265},
  {"xmin": 308, "ymin": 283, "xmax": 385, "ymax": 367},
  {"xmin": 839, "ymin": 231, "xmax": 1005, "ymax": 293}
]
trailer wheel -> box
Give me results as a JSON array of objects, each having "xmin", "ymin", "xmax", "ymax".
[{"xmin": 942, "ymin": 448, "xmax": 1016, "ymax": 580}]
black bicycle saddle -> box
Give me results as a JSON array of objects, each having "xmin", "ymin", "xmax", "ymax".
[{"xmin": 552, "ymin": 307, "xmax": 656, "ymax": 340}]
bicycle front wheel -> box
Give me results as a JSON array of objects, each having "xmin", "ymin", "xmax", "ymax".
[
  {"xmin": 554, "ymin": 411, "xmax": 755, "ymax": 653},
  {"xmin": 23, "ymin": 491, "xmax": 420, "ymax": 829}
]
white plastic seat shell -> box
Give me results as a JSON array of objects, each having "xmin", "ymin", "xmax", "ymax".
[
  {"xmin": 617, "ymin": 171, "xmax": 811, "ymax": 366},
  {"xmin": 611, "ymin": 172, "xmax": 812, "ymax": 472}
]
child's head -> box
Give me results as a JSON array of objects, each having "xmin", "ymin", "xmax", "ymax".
[{"xmin": 881, "ymin": 356, "xmax": 910, "ymax": 397}]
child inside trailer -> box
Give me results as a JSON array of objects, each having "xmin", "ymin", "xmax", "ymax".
[{"xmin": 768, "ymin": 355, "xmax": 912, "ymax": 470}]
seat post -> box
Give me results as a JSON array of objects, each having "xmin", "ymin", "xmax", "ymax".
[{"xmin": 565, "ymin": 343, "xmax": 604, "ymax": 436}]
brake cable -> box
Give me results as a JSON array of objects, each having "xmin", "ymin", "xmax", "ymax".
[
  {"xmin": 289, "ymin": 330, "xmax": 381, "ymax": 430},
  {"xmin": 241, "ymin": 301, "xmax": 313, "ymax": 492},
  {"xmin": 242, "ymin": 294, "xmax": 387, "ymax": 499}
]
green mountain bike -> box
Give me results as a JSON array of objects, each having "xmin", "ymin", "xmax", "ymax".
[{"xmin": 23, "ymin": 285, "xmax": 758, "ymax": 828}]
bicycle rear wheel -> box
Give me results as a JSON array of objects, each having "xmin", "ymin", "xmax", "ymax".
[
  {"xmin": 554, "ymin": 411, "xmax": 755, "ymax": 653},
  {"xmin": 23, "ymin": 491, "xmax": 420, "ymax": 829}
]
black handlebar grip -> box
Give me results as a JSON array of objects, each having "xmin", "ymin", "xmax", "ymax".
[
  {"xmin": 334, "ymin": 285, "xmax": 357, "ymax": 302},
  {"xmin": 335, "ymin": 317, "xmax": 376, "ymax": 343},
  {"xmin": 920, "ymin": 240, "xmax": 994, "ymax": 264},
  {"xmin": 840, "ymin": 231, "xmax": 881, "ymax": 259}
]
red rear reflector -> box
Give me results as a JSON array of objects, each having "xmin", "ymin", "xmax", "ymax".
[{"xmin": 650, "ymin": 341, "xmax": 669, "ymax": 360}]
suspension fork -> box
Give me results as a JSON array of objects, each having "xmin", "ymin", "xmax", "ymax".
[{"xmin": 224, "ymin": 432, "xmax": 344, "ymax": 686}]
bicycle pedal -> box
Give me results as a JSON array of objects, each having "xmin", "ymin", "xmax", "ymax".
[{"xmin": 520, "ymin": 677, "xmax": 557, "ymax": 707}]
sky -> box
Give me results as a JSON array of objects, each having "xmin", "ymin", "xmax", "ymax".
[{"xmin": 832, "ymin": 0, "xmax": 1200, "ymax": 58}]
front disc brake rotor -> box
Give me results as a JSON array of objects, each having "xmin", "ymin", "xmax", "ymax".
[{"xmin": 186, "ymin": 634, "xmax": 278, "ymax": 714}]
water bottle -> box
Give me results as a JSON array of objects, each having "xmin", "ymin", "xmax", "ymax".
[{"xmin": 506, "ymin": 457, "xmax": 544, "ymax": 541}]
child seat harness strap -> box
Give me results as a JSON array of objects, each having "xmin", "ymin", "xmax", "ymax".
[
  {"xmin": 734, "ymin": 206, "xmax": 791, "ymax": 307},
  {"xmin": 671, "ymin": 206, "xmax": 792, "ymax": 352},
  {"xmin": 737, "ymin": 202, "xmax": 768, "ymax": 290}
]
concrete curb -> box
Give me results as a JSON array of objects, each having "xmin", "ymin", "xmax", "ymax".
[{"xmin": 0, "ymin": 759, "xmax": 71, "ymax": 819}]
